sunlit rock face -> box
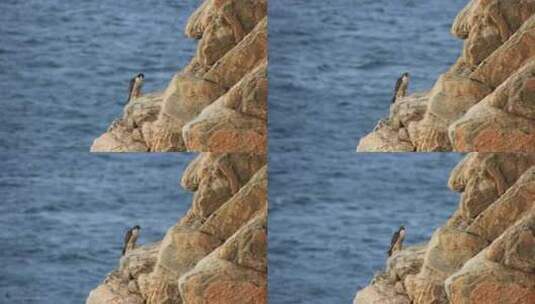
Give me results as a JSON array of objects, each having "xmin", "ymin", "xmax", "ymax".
[
  {"xmin": 92, "ymin": 0, "xmax": 267, "ymax": 153},
  {"xmin": 358, "ymin": 0, "xmax": 535, "ymax": 152},
  {"xmin": 355, "ymin": 153, "xmax": 535, "ymax": 304},
  {"xmin": 86, "ymin": 153, "xmax": 267, "ymax": 304}
]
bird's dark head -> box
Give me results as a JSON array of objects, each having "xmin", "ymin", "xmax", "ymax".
[
  {"xmin": 133, "ymin": 225, "xmax": 141, "ymax": 230},
  {"xmin": 402, "ymin": 72, "xmax": 410, "ymax": 78},
  {"xmin": 399, "ymin": 225, "xmax": 405, "ymax": 231},
  {"xmin": 137, "ymin": 73, "xmax": 144, "ymax": 80}
]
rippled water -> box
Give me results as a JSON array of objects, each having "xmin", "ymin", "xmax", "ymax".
[
  {"xmin": 269, "ymin": 0, "xmax": 466, "ymax": 153},
  {"xmin": 0, "ymin": 0, "xmax": 198, "ymax": 302},
  {"xmin": 4, "ymin": 0, "xmax": 469, "ymax": 303},
  {"xmin": 0, "ymin": 0, "xmax": 197, "ymax": 152},
  {"xmin": 0, "ymin": 153, "xmax": 195, "ymax": 303},
  {"xmin": 269, "ymin": 153, "xmax": 462, "ymax": 304},
  {"xmin": 269, "ymin": 0, "xmax": 467, "ymax": 303}
]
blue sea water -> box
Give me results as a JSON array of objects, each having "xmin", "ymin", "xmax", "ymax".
[
  {"xmin": 0, "ymin": 0, "xmax": 199, "ymax": 302},
  {"xmin": 269, "ymin": 0, "xmax": 466, "ymax": 153},
  {"xmin": 2, "ymin": 0, "xmax": 470, "ymax": 303},
  {"xmin": 268, "ymin": 153, "xmax": 462, "ymax": 304},
  {"xmin": 0, "ymin": 153, "xmax": 195, "ymax": 303},
  {"xmin": 0, "ymin": 0, "xmax": 198, "ymax": 152},
  {"xmin": 269, "ymin": 0, "xmax": 467, "ymax": 303}
]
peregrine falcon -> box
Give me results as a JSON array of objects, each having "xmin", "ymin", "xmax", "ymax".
[
  {"xmin": 392, "ymin": 72, "xmax": 410, "ymax": 103},
  {"xmin": 387, "ymin": 225, "xmax": 406, "ymax": 257},
  {"xmin": 126, "ymin": 73, "xmax": 144, "ymax": 103},
  {"xmin": 122, "ymin": 225, "xmax": 141, "ymax": 256}
]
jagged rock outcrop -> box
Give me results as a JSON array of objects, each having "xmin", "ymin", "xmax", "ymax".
[
  {"xmin": 354, "ymin": 153, "xmax": 535, "ymax": 304},
  {"xmin": 355, "ymin": 245, "xmax": 426, "ymax": 304},
  {"xmin": 445, "ymin": 213, "xmax": 535, "ymax": 304},
  {"xmin": 86, "ymin": 153, "xmax": 267, "ymax": 304},
  {"xmin": 91, "ymin": 0, "xmax": 267, "ymax": 153},
  {"xmin": 357, "ymin": 0, "xmax": 535, "ymax": 152},
  {"xmin": 178, "ymin": 214, "xmax": 267, "ymax": 304}
]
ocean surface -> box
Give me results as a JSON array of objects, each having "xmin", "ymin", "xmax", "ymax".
[
  {"xmin": 269, "ymin": 153, "xmax": 463, "ymax": 304},
  {"xmin": 269, "ymin": 0, "xmax": 467, "ymax": 303},
  {"xmin": 2, "ymin": 0, "xmax": 470, "ymax": 303},
  {"xmin": 0, "ymin": 153, "xmax": 195, "ymax": 303},
  {"xmin": 0, "ymin": 0, "xmax": 198, "ymax": 152},
  {"xmin": 0, "ymin": 0, "xmax": 197, "ymax": 302},
  {"xmin": 269, "ymin": 0, "xmax": 467, "ymax": 153}
]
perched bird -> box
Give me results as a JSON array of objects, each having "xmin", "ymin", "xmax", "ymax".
[
  {"xmin": 387, "ymin": 225, "xmax": 406, "ymax": 257},
  {"xmin": 122, "ymin": 225, "xmax": 141, "ymax": 256},
  {"xmin": 392, "ymin": 72, "xmax": 410, "ymax": 103},
  {"xmin": 126, "ymin": 73, "xmax": 144, "ymax": 103}
]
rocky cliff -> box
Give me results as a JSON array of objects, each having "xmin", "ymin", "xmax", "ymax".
[
  {"xmin": 354, "ymin": 153, "xmax": 535, "ymax": 304},
  {"xmin": 91, "ymin": 0, "xmax": 267, "ymax": 153},
  {"xmin": 86, "ymin": 153, "xmax": 267, "ymax": 304},
  {"xmin": 357, "ymin": 0, "xmax": 535, "ymax": 152}
]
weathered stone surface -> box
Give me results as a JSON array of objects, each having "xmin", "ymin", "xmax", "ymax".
[
  {"xmin": 183, "ymin": 60, "xmax": 267, "ymax": 152},
  {"xmin": 389, "ymin": 93, "xmax": 429, "ymax": 129},
  {"xmin": 410, "ymin": 73, "xmax": 492, "ymax": 151},
  {"xmin": 445, "ymin": 244, "xmax": 535, "ymax": 304},
  {"xmin": 180, "ymin": 153, "xmax": 266, "ymax": 224},
  {"xmin": 203, "ymin": 17, "xmax": 267, "ymax": 89},
  {"xmin": 199, "ymin": 166, "xmax": 267, "ymax": 241},
  {"xmin": 486, "ymin": 211, "xmax": 535, "ymax": 273},
  {"xmin": 404, "ymin": 273, "xmax": 448, "ymax": 304},
  {"xmin": 385, "ymin": 245, "xmax": 427, "ymax": 282},
  {"xmin": 357, "ymin": 125, "xmax": 415, "ymax": 152},
  {"xmin": 403, "ymin": 228, "xmax": 487, "ymax": 304},
  {"xmin": 357, "ymin": 94, "xmax": 426, "ymax": 152},
  {"xmin": 409, "ymin": 114, "xmax": 452, "ymax": 152},
  {"xmin": 453, "ymin": 0, "xmax": 535, "ymax": 68},
  {"xmin": 178, "ymin": 214, "xmax": 267, "ymax": 304},
  {"xmin": 354, "ymin": 246, "xmax": 425, "ymax": 304},
  {"xmin": 86, "ymin": 153, "xmax": 267, "ymax": 304},
  {"xmin": 449, "ymin": 59, "xmax": 535, "ymax": 152},
  {"xmin": 355, "ymin": 284, "xmax": 411, "ymax": 304},
  {"xmin": 91, "ymin": 92, "xmax": 164, "ymax": 152},
  {"xmin": 448, "ymin": 153, "xmax": 535, "ymax": 221},
  {"xmin": 149, "ymin": 70, "xmax": 247, "ymax": 151},
  {"xmin": 87, "ymin": 284, "xmax": 144, "ymax": 304},
  {"xmin": 90, "ymin": 126, "xmax": 149, "ymax": 152},
  {"xmin": 86, "ymin": 243, "xmax": 160, "ymax": 304},
  {"xmin": 467, "ymin": 167, "xmax": 535, "ymax": 241},
  {"xmin": 91, "ymin": 0, "xmax": 267, "ymax": 153},
  {"xmin": 470, "ymin": 15, "xmax": 535, "ymax": 89},
  {"xmin": 357, "ymin": 153, "xmax": 535, "ymax": 303},
  {"xmin": 357, "ymin": 1, "xmax": 535, "ymax": 152},
  {"xmin": 216, "ymin": 213, "xmax": 267, "ymax": 273},
  {"xmin": 141, "ymin": 161, "xmax": 267, "ymax": 304}
]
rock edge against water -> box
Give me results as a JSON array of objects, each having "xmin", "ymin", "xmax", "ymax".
[
  {"xmin": 86, "ymin": 153, "xmax": 267, "ymax": 304},
  {"xmin": 357, "ymin": 0, "xmax": 535, "ymax": 152},
  {"xmin": 355, "ymin": 153, "xmax": 535, "ymax": 304},
  {"xmin": 91, "ymin": 0, "xmax": 267, "ymax": 153}
]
